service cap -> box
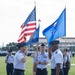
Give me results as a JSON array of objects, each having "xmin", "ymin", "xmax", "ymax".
[
  {"xmin": 8, "ymin": 50, "xmax": 12, "ymax": 52},
  {"xmin": 41, "ymin": 43, "xmax": 45, "ymax": 46},
  {"xmin": 50, "ymin": 40, "xmax": 59, "ymax": 46},
  {"xmin": 17, "ymin": 42, "xmax": 26, "ymax": 49}
]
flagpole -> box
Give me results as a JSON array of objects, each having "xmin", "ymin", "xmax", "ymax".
[
  {"xmin": 64, "ymin": 7, "xmax": 66, "ymax": 50},
  {"xmin": 33, "ymin": 19, "xmax": 41, "ymax": 75},
  {"xmin": 36, "ymin": 19, "xmax": 41, "ymax": 53},
  {"xmin": 64, "ymin": 36, "xmax": 66, "ymax": 50},
  {"xmin": 34, "ymin": 1, "xmax": 36, "ymax": 7},
  {"xmin": 34, "ymin": 19, "xmax": 41, "ymax": 74},
  {"xmin": 34, "ymin": 1, "xmax": 39, "ymax": 53}
]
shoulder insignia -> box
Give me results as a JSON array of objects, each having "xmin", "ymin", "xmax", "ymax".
[
  {"xmin": 19, "ymin": 51, "xmax": 21, "ymax": 53},
  {"xmin": 55, "ymin": 51, "xmax": 57, "ymax": 54}
]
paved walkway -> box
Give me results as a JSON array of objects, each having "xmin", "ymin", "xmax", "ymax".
[
  {"xmin": 71, "ymin": 64, "xmax": 75, "ymax": 66},
  {"xmin": 48, "ymin": 64, "xmax": 75, "ymax": 66}
]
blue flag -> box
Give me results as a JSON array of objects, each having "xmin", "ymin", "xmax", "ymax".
[
  {"xmin": 26, "ymin": 26, "xmax": 40, "ymax": 46},
  {"xmin": 43, "ymin": 8, "xmax": 66, "ymax": 45}
]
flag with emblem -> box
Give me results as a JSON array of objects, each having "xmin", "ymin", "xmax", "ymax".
[
  {"xmin": 42, "ymin": 8, "xmax": 66, "ymax": 44},
  {"xmin": 26, "ymin": 26, "xmax": 40, "ymax": 46},
  {"xmin": 18, "ymin": 6, "xmax": 36, "ymax": 43}
]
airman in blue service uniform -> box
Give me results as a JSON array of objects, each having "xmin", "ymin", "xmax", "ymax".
[
  {"xmin": 5, "ymin": 50, "xmax": 14, "ymax": 75},
  {"xmin": 33, "ymin": 43, "xmax": 49, "ymax": 75},
  {"xmin": 13, "ymin": 42, "xmax": 28, "ymax": 75},
  {"xmin": 63, "ymin": 49, "xmax": 71, "ymax": 75},
  {"xmin": 48, "ymin": 40, "xmax": 63, "ymax": 75}
]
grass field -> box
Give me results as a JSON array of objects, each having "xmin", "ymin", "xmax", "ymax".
[{"xmin": 0, "ymin": 56, "xmax": 75, "ymax": 75}]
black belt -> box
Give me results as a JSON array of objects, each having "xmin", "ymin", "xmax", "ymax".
[
  {"xmin": 51, "ymin": 69, "xmax": 63, "ymax": 71},
  {"xmin": 14, "ymin": 69, "xmax": 25, "ymax": 72},
  {"xmin": 37, "ymin": 68, "xmax": 46, "ymax": 70},
  {"xmin": 7, "ymin": 63, "xmax": 13, "ymax": 64}
]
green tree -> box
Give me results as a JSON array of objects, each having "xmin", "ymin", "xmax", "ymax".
[{"xmin": 2, "ymin": 42, "xmax": 18, "ymax": 51}]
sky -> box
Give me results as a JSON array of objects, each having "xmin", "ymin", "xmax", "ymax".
[{"xmin": 0, "ymin": 0, "xmax": 75, "ymax": 46}]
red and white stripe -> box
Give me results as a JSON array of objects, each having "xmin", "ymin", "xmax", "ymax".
[{"xmin": 18, "ymin": 21, "xmax": 36, "ymax": 43}]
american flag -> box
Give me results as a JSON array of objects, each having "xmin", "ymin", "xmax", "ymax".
[{"xmin": 18, "ymin": 6, "xmax": 36, "ymax": 43}]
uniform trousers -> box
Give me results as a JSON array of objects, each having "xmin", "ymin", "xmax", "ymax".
[
  {"xmin": 63, "ymin": 68, "xmax": 69, "ymax": 75},
  {"xmin": 13, "ymin": 69, "xmax": 25, "ymax": 75},
  {"xmin": 51, "ymin": 69, "xmax": 63, "ymax": 75},
  {"xmin": 36, "ymin": 68, "xmax": 48, "ymax": 75},
  {"xmin": 63, "ymin": 62, "xmax": 70, "ymax": 75},
  {"xmin": 6, "ymin": 63, "xmax": 13, "ymax": 75}
]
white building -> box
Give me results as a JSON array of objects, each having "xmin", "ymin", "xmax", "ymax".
[{"xmin": 38, "ymin": 37, "xmax": 75, "ymax": 51}]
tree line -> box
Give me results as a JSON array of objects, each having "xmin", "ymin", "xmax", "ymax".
[
  {"xmin": 1, "ymin": 42, "xmax": 18, "ymax": 51},
  {"xmin": 0, "ymin": 42, "xmax": 36, "ymax": 51}
]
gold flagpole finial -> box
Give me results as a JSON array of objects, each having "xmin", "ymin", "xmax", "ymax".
[
  {"xmin": 38, "ymin": 19, "xmax": 41, "ymax": 26},
  {"xmin": 34, "ymin": 2, "xmax": 36, "ymax": 7},
  {"xmin": 38, "ymin": 19, "xmax": 41, "ymax": 22}
]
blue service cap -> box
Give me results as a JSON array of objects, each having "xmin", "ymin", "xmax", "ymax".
[
  {"xmin": 49, "ymin": 40, "xmax": 60, "ymax": 45},
  {"xmin": 41, "ymin": 43, "xmax": 45, "ymax": 46},
  {"xmin": 17, "ymin": 42, "xmax": 26, "ymax": 49},
  {"xmin": 8, "ymin": 50, "xmax": 12, "ymax": 52}
]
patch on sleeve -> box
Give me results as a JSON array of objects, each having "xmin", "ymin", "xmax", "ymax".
[{"xmin": 55, "ymin": 51, "xmax": 57, "ymax": 54}]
